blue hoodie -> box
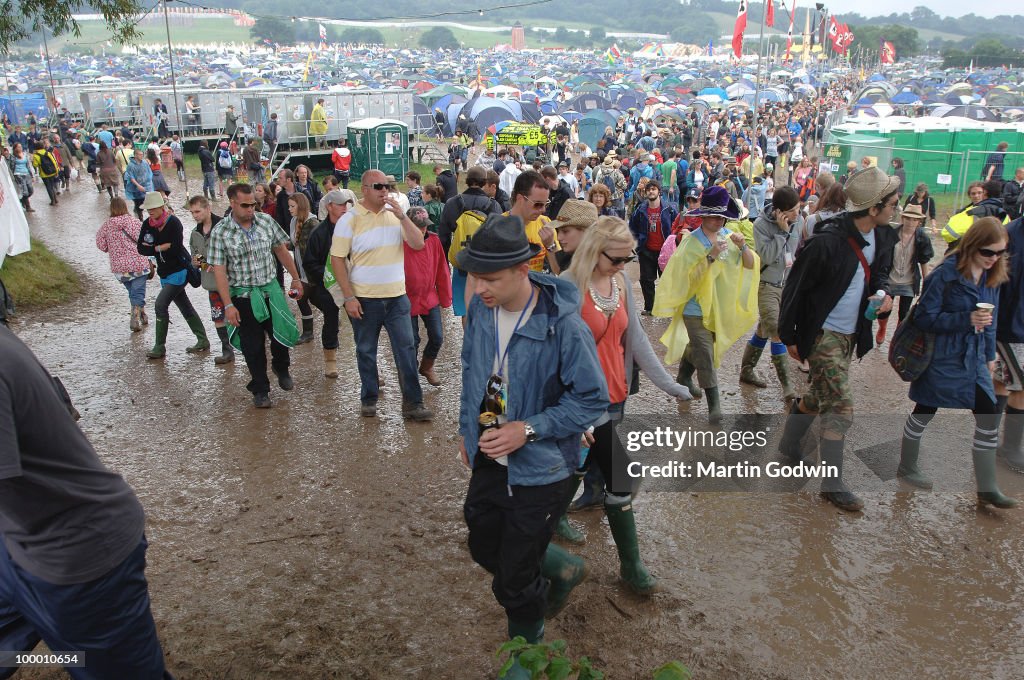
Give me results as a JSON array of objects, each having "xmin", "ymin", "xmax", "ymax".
[{"xmin": 459, "ymin": 272, "xmax": 609, "ymax": 486}]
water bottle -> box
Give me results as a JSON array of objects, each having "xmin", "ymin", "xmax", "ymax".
[{"xmin": 864, "ymin": 290, "xmax": 885, "ymax": 321}]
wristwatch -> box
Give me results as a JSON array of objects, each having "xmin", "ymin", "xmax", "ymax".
[
  {"xmin": 524, "ymin": 422, "xmax": 538, "ymax": 443},
  {"xmin": 706, "ymin": 254, "xmax": 715, "ymax": 264},
  {"xmin": 547, "ymin": 242, "xmax": 560, "ymax": 252}
]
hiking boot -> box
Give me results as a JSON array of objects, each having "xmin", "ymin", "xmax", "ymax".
[
  {"xmin": 418, "ymin": 357, "xmax": 441, "ymax": 386},
  {"xmin": 361, "ymin": 402, "xmax": 377, "ymax": 417},
  {"xmin": 253, "ymin": 392, "xmax": 272, "ymax": 409},
  {"xmin": 323, "ymin": 348, "xmax": 338, "ymax": 378},
  {"xmin": 273, "ymin": 367, "xmax": 294, "ymax": 391},
  {"xmin": 402, "ymin": 402, "xmax": 434, "ymax": 422}
]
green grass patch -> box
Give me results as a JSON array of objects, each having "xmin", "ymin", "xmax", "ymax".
[{"xmin": 0, "ymin": 239, "xmax": 81, "ymax": 309}]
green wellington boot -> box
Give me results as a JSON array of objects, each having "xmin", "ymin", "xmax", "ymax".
[
  {"xmin": 973, "ymin": 450, "xmax": 1019, "ymax": 509},
  {"xmin": 704, "ymin": 386, "xmax": 723, "ymax": 425},
  {"xmin": 604, "ymin": 499, "xmax": 657, "ymax": 595},
  {"xmin": 778, "ymin": 398, "xmax": 816, "ymax": 466},
  {"xmin": 770, "ymin": 354, "xmax": 798, "ymax": 402},
  {"xmin": 554, "ymin": 471, "xmax": 586, "ymax": 545},
  {"xmin": 501, "ymin": 618, "xmax": 544, "ymax": 680},
  {"xmin": 897, "ymin": 435, "xmax": 933, "ymax": 490},
  {"xmin": 146, "ymin": 317, "xmax": 169, "ymax": 359},
  {"xmin": 184, "ymin": 315, "xmax": 210, "ymax": 353},
  {"xmin": 542, "ymin": 543, "xmax": 586, "ymax": 618},
  {"xmin": 739, "ymin": 343, "xmax": 768, "ymax": 387}
]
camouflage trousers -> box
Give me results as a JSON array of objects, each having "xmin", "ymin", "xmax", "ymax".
[{"xmin": 801, "ymin": 329, "xmax": 856, "ymax": 436}]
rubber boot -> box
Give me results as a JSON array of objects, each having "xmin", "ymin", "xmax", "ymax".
[
  {"xmin": 214, "ymin": 326, "xmax": 234, "ymax": 365},
  {"xmin": 897, "ymin": 435, "xmax": 933, "ymax": 489},
  {"xmin": 295, "ymin": 315, "xmax": 314, "ymax": 344},
  {"xmin": 770, "ymin": 354, "xmax": 798, "ymax": 402},
  {"xmin": 705, "ymin": 386, "xmax": 722, "ymax": 424},
  {"xmin": 503, "ymin": 619, "xmax": 544, "ymax": 680},
  {"xmin": 184, "ymin": 315, "xmax": 210, "ymax": 353},
  {"xmin": 676, "ymin": 358, "xmax": 702, "ymax": 399},
  {"xmin": 974, "ymin": 450, "xmax": 1019, "ymax": 509},
  {"xmin": 323, "ymin": 348, "xmax": 338, "ymax": 378},
  {"xmin": 998, "ymin": 407, "xmax": 1024, "ymax": 472},
  {"xmin": 542, "ymin": 543, "xmax": 586, "ymax": 618},
  {"xmin": 778, "ymin": 398, "xmax": 816, "ymax": 466},
  {"xmin": 554, "ymin": 471, "xmax": 586, "ymax": 545},
  {"xmin": 875, "ymin": 316, "xmax": 889, "ymax": 346},
  {"xmin": 146, "ymin": 317, "xmax": 168, "ymax": 359},
  {"xmin": 604, "ymin": 498, "xmax": 657, "ymax": 595},
  {"xmin": 739, "ymin": 344, "xmax": 767, "ymax": 387},
  {"xmin": 130, "ymin": 306, "xmax": 142, "ymax": 332},
  {"xmin": 418, "ymin": 356, "xmax": 441, "ymax": 386},
  {"xmin": 569, "ymin": 465, "xmax": 606, "ymax": 512},
  {"xmin": 819, "ymin": 438, "xmax": 864, "ymax": 512}
]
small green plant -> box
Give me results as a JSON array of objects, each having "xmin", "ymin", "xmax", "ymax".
[{"xmin": 497, "ymin": 637, "xmax": 691, "ymax": 680}]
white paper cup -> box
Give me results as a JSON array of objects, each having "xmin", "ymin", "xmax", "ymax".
[{"xmin": 975, "ymin": 302, "xmax": 994, "ymax": 333}]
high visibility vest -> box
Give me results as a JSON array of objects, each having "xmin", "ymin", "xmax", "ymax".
[{"xmin": 942, "ymin": 207, "xmax": 1010, "ymax": 244}]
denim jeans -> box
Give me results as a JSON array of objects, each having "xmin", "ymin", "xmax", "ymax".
[
  {"xmin": 202, "ymin": 171, "xmax": 216, "ymax": 195},
  {"xmin": 411, "ymin": 305, "xmax": 444, "ymax": 361},
  {"xmin": 154, "ymin": 280, "xmax": 197, "ymax": 321},
  {"xmin": 348, "ymin": 295, "xmax": 423, "ymax": 405},
  {"xmin": 118, "ymin": 273, "xmax": 148, "ymax": 308}
]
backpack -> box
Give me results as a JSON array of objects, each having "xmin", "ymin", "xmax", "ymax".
[
  {"xmin": 217, "ymin": 150, "xmax": 232, "ymax": 169},
  {"xmin": 37, "ymin": 151, "xmax": 57, "ymax": 175},
  {"xmin": 447, "ymin": 198, "xmax": 489, "ymax": 269},
  {"xmin": 600, "ymin": 168, "xmax": 616, "ymax": 194},
  {"xmin": 888, "ymin": 302, "xmax": 934, "ymax": 382}
]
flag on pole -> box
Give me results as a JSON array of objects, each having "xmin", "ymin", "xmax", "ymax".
[
  {"xmin": 732, "ymin": 0, "xmax": 748, "ymax": 59},
  {"xmin": 880, "ymin": 39, "xmax": 895, "ymax": 64},
  {"xmin": 828, "ymin": 16, "xmax": 841, "ymax": 52},
  {"xmin": 318, "ymin": 23, "xmax": 327, "ymax": 41},
  {"xmin": 609, "ymin": 43, "xmax": 621, "ymax": 58},
  {"xmin": 785, "ymin": 0, "xmax": 797, "ymax": 62},
  {"xmin": 766, "ymin": 0, "xmax": 775, "ymax": 27}
]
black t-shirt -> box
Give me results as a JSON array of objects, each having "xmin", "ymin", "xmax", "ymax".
[{"xmin": 0, "ymin": 326, "xmax": 145, "ymax": 584}]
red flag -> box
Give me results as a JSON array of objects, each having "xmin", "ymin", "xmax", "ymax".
[
  {"xmin": 785, "ymin": 0, "xmax": 797, "ymax": 62},
  {"xmin": 828, "ymin": 16, "xmax": 842, "ymax": 52},
  {"xmin": 766, "ymin": 0, "xmax": 775, "ymax": 27},
  {"xmin": 881, "ymin": 39, "xmax": 896, "ymax": 64},
  {"xmin": 732, "ymin": 0, "xmax": 748, "ymax": 59}
]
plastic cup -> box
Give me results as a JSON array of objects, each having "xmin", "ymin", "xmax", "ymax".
[{"xmin": 975, "ymin": 302, "xmax": 994, "ymax": 333}]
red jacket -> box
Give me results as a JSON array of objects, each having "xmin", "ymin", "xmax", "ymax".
[{"xmin": 403, "ymin": 232, "xmax": 452, "ymax": 316}]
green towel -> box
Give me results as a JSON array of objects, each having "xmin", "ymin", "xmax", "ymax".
[{"xmin": 226, "ymin": 282, "xmax": 301, "ymax": 350}]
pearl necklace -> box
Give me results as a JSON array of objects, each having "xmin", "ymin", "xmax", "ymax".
[{"xmin": 588, "ymin": 276, "xmax": 620, "ymax": 314}]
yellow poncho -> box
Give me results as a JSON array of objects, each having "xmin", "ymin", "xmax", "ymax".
[
  {"xmin": 310, "ymin": 103, "xmax": 328, "ymax": 136},
  {"xmin": 652, "ymin": 231, "xmax": 760, "ymax": 366}
]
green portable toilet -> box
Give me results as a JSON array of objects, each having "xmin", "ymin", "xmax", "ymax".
[
  {"xmin": 888, "ymin": 129, "xmax": 919, "ymax": 190},
  {"xmin": 824, "ymin": 131, "xmax": 893, "ymax": 174},
  {"xmin": 989, "ymin": 126, "xmax": 1021, "ymax": 175},
  {"xmin": 346, "ymin": 118, "xmax": 409, "ymax": 182},
  {"xmin": 954, "ymin": 127, "xmax": 990, "ymax": 183},
  {"xmin": 917, "ymin": 129, "xmax": 954, "ymax": 195}
]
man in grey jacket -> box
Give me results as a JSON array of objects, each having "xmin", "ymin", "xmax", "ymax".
[{"xmin": 743, "ymin": 186, "xmax": 801, "ymax": 401}]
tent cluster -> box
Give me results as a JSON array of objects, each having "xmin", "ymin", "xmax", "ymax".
[{"xmin": 850, "ymin": 68, "xmax": 1024, "ymax": 121}]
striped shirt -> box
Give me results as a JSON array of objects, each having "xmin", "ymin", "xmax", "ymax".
[{"xmin": 330, "ymin": 202, "xmax": 407, "ymax": 298}]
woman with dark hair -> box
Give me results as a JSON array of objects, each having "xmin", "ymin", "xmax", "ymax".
[
  {"xmin": 287, "ymin": 192, "xmax": 319, "ymax": 344},
  {"xmin": 890, "ymin": 157, "xmax": 906, "ymax": 200},
  {"xmin": 797, "ymin": 182, "xmax": 846, "ymax": 251},
  {"xmin": 896, "ymin": 217, "xmax": 1016, "ymax": 509},
  {"xmin": 874, "ymin": 203, "xmax": 934, "ymax": 345},
  {"xmin": 423, "ymin": 184, "xmax": 444, "ymax": 233},
  {"xmin": 904, "ymin": 182, "xmax": 936, "ymax": 232},
  {"xmin": 147, "ymin": 148, "xmax": 171, "ymax": 197},
  {"xmin": 8, "ymin": 142, "xmax": 34, "ymax": 212},
  {"xmin": 96, "ymin": 140, "xmax": 121, "ymax": 198}
]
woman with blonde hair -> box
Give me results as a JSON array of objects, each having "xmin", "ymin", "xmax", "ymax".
[
  {"xmin": 897, "ymin": 217, "xmax": 1016, "ymax": 508},
  {"xmin": 548, "ymin": 216, "xmax": 691, "ymax": 602},
  {"xmin": 96, "ymin": 197, "xmax": 151, "ymax": 331},
  {"xmin": 586, "ymin": 183, "xmax": 615, "ymax": 217}
]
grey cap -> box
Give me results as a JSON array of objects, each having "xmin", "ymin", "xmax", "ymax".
[{"xmin": 324, "ymin": 189, "xmax": 356, "ymax": 205}]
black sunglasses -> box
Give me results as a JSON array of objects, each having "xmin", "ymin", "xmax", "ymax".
[
  {"xmin": 602, "ymin": 251, "xmax": 637, "ymax": 266},
  {"xmin": 979, "ymin": 248, "xmax": 1008, "ymax": 258},
  {"xmin": 368, "ymin": 182, "xmax": 392, "ymax": 191}
]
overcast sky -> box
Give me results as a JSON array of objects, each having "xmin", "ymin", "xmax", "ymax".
[{"xmin": 824, "ymin": 0, "xmax": 1005, "ymax": 18}]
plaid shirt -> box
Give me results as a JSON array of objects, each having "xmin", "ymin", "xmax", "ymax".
[{"xmin": 206, "ymin": 211, "xmax": 288, "ymax": 295}]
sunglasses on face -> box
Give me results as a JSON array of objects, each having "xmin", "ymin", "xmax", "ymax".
[
  {"xmin": 530, "ymin": 199, "xmax": 550, "ymax": 209},
  {"xmin": 368, "ymin": 182, "xmax": 392, "ymax": 191},
  {"xmin": 979, "ymin": 248, "xmax": 1008, "ymax": 258},
  {"xmin": 602, "ymin": 251, "xmax": 637, "ymax": 266},
  {"xmin": 237, "ymin": 202, "xmax": 257, "ymax": 209}
]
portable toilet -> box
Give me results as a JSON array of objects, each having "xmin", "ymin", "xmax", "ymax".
[
  {"xmin": 346, "ymin": 118, "xmax": 409, "ymax": 182},
  {"xmin": 954, "ymin": 125, "xmax": 991, "ymax": 183},
  {"xmin": 916, "ymin": 128, "xmax": 955, "ymax": 194}
]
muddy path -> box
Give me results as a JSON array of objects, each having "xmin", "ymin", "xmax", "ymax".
[{"xmin": 10, "ymin": 177, "xmax": 1024, "ymax": 679}]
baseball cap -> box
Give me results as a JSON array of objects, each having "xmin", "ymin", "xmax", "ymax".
[{"xmin": 324, "ymin": 189, "xmax": 356, "ymax": 205}]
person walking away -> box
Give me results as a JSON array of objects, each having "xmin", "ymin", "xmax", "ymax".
[
  {"xmin": 303, "ymin": 190, "xmax": 354, "ymax": 378},
  {"xmin": 456, "ymin": 213, "xmax": 607, "ymax": 659},
  {"xmin": 328, "ymin": 170, "xmax": 434, "ymax": 421},
  {"xmin": 197, "ymin": 140, "xmax": 216, "ymax": 200},
  {"xmin": 31, "ymin": 141, "xmax": 60, "ymax": 206},
  {"xmin": 207, "ymin": 183, "xmax": 302, "ymax": 408},
  {"xmin": 124, "ymin": 148, "xmax": 153, "ymax": 219},
  {"xmin": 403, "ymin": 206, "xmax": 452, "ymax": 386},
  {"xmin": 188, "ymin": 195, "xmax": 234, "ymax": 366},
  {"xmin": 223, "ymin": 105, "xmax": 240, "ymax": 146},
  {"xmin": 896, "ymin": 217, "xmax": 1016, "ymax": 509},
  {"xmin": 874, "ymin": 204, "xmax": 933, "ymax": 345},
  {"xmin": 995, "ymin": 215, "xmax": 1024, "ymax": 472},
  {"xmin": 983, "ymin": 141, "xmax": 1009, "ymax": 186},
  {"xmin": 423, "ymin": 185, "xmax": 444, "ymax": 232},
  {"xmin": 215, "ymin": 142, "xmax": 233, "ymax": 198},
  {"xmin": 0, "ymin": 325, "xmax": 176, "ymax": 680},
  {"xmin": 776, "ymin": 167, "xmax": 899, "ymax": 512},
  {"xmin": 136, "ymin": 191, "xmax": 209, "ymax": 360},
  {"xmin": 434, "ymin": 164, "xmax": 457, "ymax": 203},
  {"xmin": 262, "ymin": 112, "xmax": 278, "ymax": 152},
  {"xmin": 287, "ymin": 192, "xmax": 319, "ymax": 344},
  {"xmin": 654, "ymin": 186, "xmax": 759, "ymax": 423},
  {"xmin": 147, "ymin": 148, "xmax": 171, "ymax": 198},
  {"xmin": 745, "ymin": 186, "xmax": 801, "ymax": 400},
  {"xmin": 629, "ymin": 182, "xmax": 677, "ymax": 315},
  {"xmin": 8, "ymin": 143, "xmax": 35, "ymax": 212},
  {"xmin": 96, "ymin": 197, "xmax": 151, "ymax": 332},
  {"xmin": 242, "ymin": 138, "xmax": 262, "ymax": 184},
  {"xmin": 169, "ymin": 134, "xmax": 185, "ymax": 182}
]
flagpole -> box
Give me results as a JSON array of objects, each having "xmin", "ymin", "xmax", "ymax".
[
  {"xmin": 162, "ymin": 0, "xmax": 189, "ymax": 198},
  {"xmin": 752, "ymin": 0, "xmax": 769, "ymax": 138},
  {"xmin": 41, "ymin": 29, "xmax": 58, "ymax": 122}
]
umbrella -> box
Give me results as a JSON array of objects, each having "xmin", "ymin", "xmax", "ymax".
[{"xmin": 937, "ymin": 104, "xmax": 998, "ymax": 121}]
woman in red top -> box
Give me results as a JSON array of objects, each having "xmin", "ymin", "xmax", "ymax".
[
  {"xmin": 254, "ymin": 183, "xmax": 277, "ymax": 223},
  {"xmin": 554, "ymin": 217, "xmax": 691, "ymax": 597},
  {"xmin": 402, "ymin": 206, "xmax": 453, "ymax": 386}
]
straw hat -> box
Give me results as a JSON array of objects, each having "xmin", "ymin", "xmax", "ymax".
[
  {"xmin": 844, "ymin": 167, "xmax": 901, "ymax": 212},
  {"xmin": 549, "ymin": 199, "xmax": 599, "ymax": 231},
  {"xmin": 141, "ymin": 191, "xmax": 166, "ymax": 211},
  {"xmin": 900, "ymin": 204, "xmax": 926, "ymax": 221}
]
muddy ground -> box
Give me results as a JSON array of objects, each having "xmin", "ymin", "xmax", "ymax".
[{"xmin": 9, "ymin": 176, "xmax": 1024, "ymax": 680}]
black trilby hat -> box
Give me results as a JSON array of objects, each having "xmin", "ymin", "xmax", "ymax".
[{"xmin": 455, "ymin": 214, "xmax": 541, "ymax": 273}]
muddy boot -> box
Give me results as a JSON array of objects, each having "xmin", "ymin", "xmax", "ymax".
[
  {"xmin": 739, "ymin": 343, "xmax": 767, "ymax": 388},
  {"xmin": 676, "ymin": 358, "xmax": 701, "ymax": 399},
  {"xmin": 819, "ymin": 438, "xmax": 863, "ymax": 512},
  {"xmin": 778, "ymin": 398, "xmax": 816, "ymax": 466},
  {"xmin": 146, "ymin": 317, "xmax": 168, "ymax": 359},
  {"xmin": 569, "ymin": 465, "xmax": 606, "ymax": 512},
  {"xmin": 184, "ymin": 315, "xmax": 210, "ymax": 353},
  {"xmin": 140, "ymin": 308, "xmax": 149, "ymax": 326},
  {"xmin": 214, "ymin": 326, "xmax": 234, "ymax": 365},
  {"xmin": 875, "ymin": 316, "xmax": 889, "ymax": 346},
  {"xmin": 323, "ymin": 348, "xmax": 338, "ymax": 378},
  {"xmin": 605, "ymin": 496, "xmax": 657, "ymax": 595},
  {"xmin": 130, "ymin": 306, "xmax": 142, "ymax": 332},
  {"xmin": 770, "ymin": 354, "xmax": 797, "ymax": 402},
  {"xmin": 542, "ymin": 543, "xmax": 586, "ymax": 618},
  {"xmin": 418, "ymin": 356, "xmax": 441, "ymax": 386},
  {"xmin": 998, "ymin": 407, "xmax": 1024, "ymax": 472},
  {"xmin": 295, "ymin": 315, "xmax": 314, "ymax": 345},
  {"xmin": 554, "ymin": 471, "xmax": 585, "ymax": 545},
  {"xmin": 974, "ymin": 449, "xmax": 1019, "ymax": 509},
  {"xmin": 898, "ymin": 414, "xmax": 933, "ymax": 489},
  {"xmin": 402, "ymin": 401, "xmax": 434, "ymax": 422},
  {"xmin": 704, "ymin": 386, "xmax": 722, "ymax": 424}
]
